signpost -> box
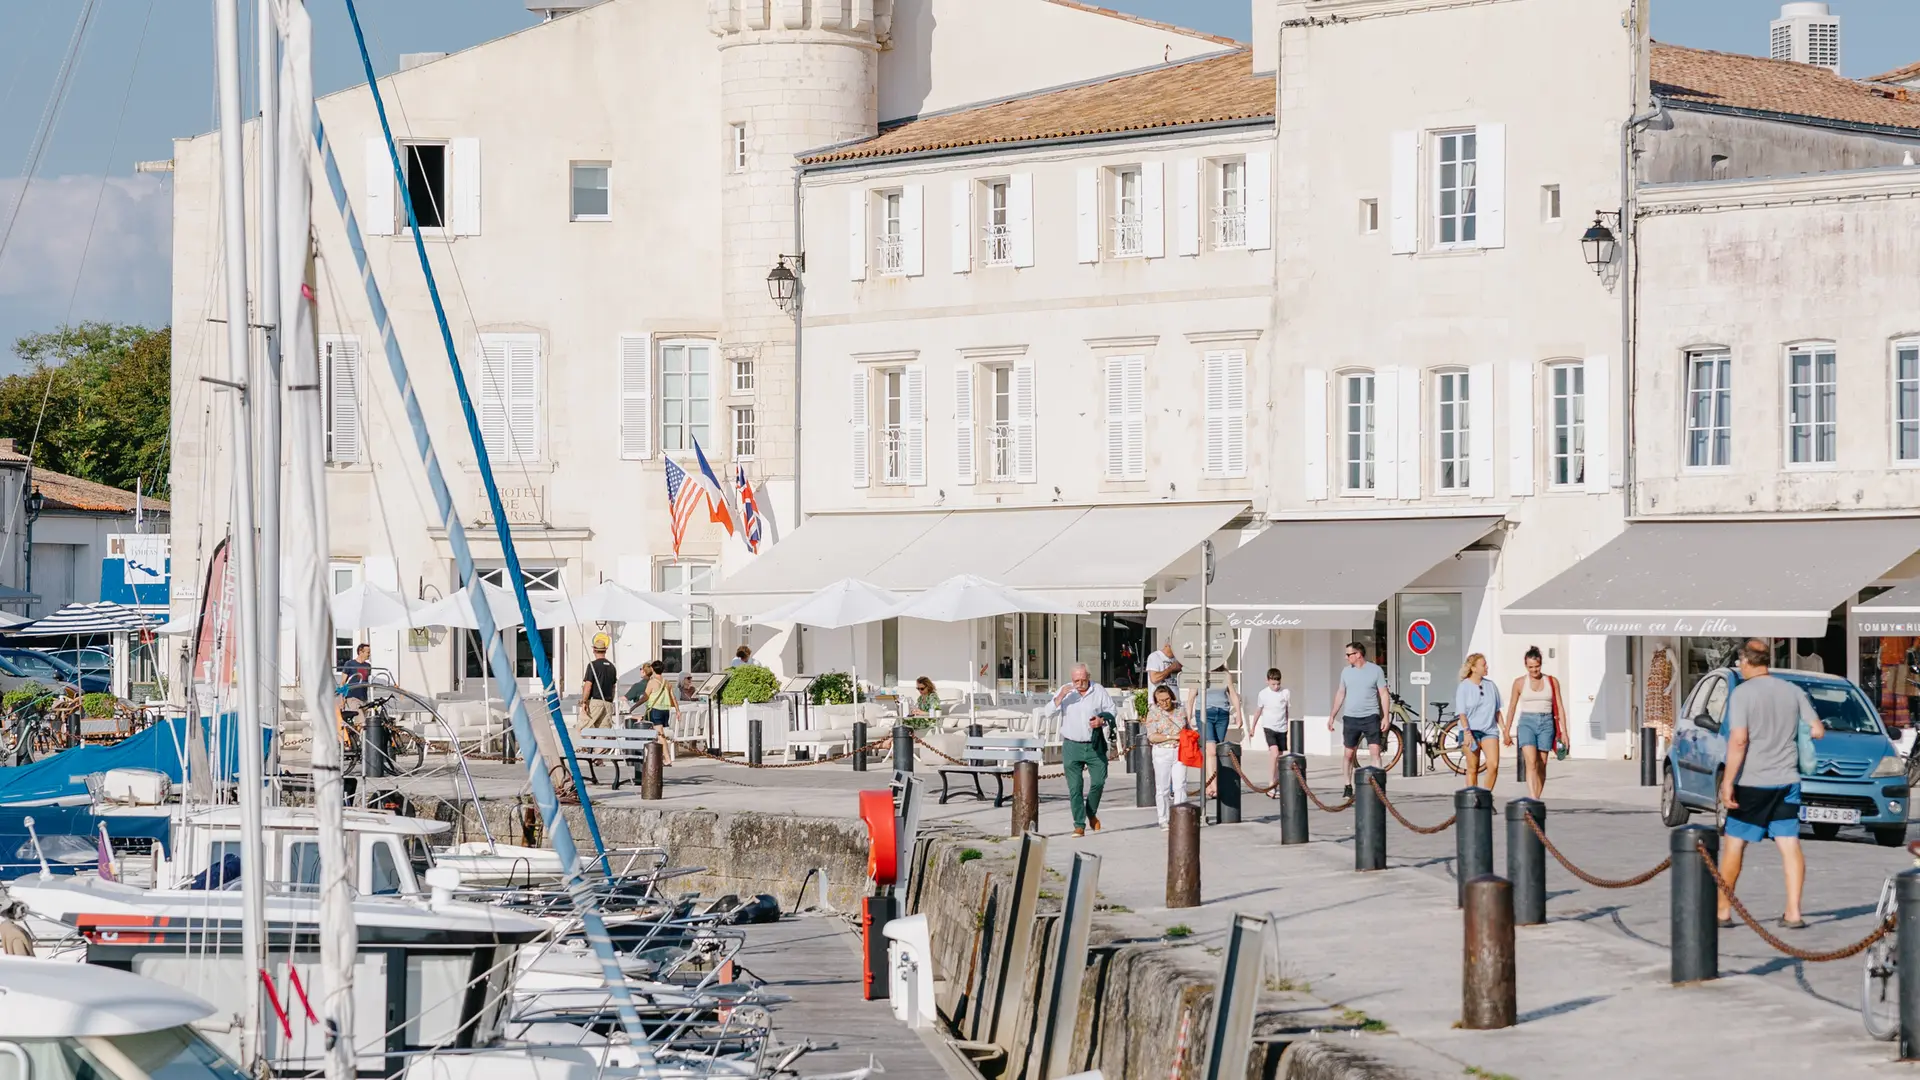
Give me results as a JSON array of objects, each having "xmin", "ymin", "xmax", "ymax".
[{"xmin": 1405, "ymin": 619, "xmax": 1436, "ymax": 777}]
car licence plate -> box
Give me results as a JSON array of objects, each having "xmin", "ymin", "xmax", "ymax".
[{"xmin": 1800, "ymin": 806, "xmax": 1861, "ymax": 825}]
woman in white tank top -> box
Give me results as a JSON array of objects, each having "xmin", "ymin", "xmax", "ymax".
[{"xmin": 1503, "ymin": 645, "xmax": 1566, "ymax": 800}]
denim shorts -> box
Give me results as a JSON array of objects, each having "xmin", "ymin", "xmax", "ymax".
[
  {"xmin": 1204, "ymin": 707, "xmax": 1231, "ymax": 744},
  {"xmin": 1515, "ymin": 712, "xmax": 1555, "ymax": 752}
]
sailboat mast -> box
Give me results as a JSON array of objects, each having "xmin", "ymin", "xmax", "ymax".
[
  {"xmin": 214, "ymin": 0, "xmax": 270, "ymax": 1064},
  {"xmin": 256, "ymin": 0, "xmax": 284, "ymax": 768}
]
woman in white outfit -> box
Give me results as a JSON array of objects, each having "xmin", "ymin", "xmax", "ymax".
[{"xmin": 1143, "ymin": 684, "xmax": 1191, "ymax": 828}]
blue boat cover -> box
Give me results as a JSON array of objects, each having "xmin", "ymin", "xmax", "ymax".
[{"xmin": 0, "ymin": 716, "xmax": 265, "ymax": 806}]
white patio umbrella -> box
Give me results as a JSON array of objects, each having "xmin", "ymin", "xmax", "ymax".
[
  {"xmin": 410, "ymin": 581, "xmax": 571, "ymax": 631},
  {"xmin": 753, "ymin": 578, "xmax": 906, "ymax": 706},
  {"xmin": 882, "ymin": 574, "xmax": 1081, "ymax": 719},
  {"xmin": 328, "ymin": 582, "xmax": 414, "ymax": 632},
  {"xmin": 534, "ymin": 582, "xmax": 688, "ymax": 626}
]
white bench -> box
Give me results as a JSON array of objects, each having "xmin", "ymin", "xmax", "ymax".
[
  {"xmin": 936, "ymin": 734, "xmax": 1043, "ymax": 806},
  {"xmin": 575, "ymin": 726, "xmax": 658, "ymax": 790}
]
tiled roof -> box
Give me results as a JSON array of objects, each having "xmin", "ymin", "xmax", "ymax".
[
  {"xmin": 1652, "ymin": 43, "xmax": 1920, "ymax": 130},
  {"xmin": 1040, "ymin": 0, "xmax": 1243, "ymax": 47},
  {"xmin": 801, "ymin": 50, "xmax": 1273, "ymax": 165},
  {"xmin": 0, "ymin": 440, "xmax": 168, "ymax": 514},
  {"xmin": 1869, "ymin": 60, "xmax": 1920, "ymax": 86}
]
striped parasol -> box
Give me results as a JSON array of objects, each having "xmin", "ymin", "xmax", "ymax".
[{"xmin": 9, "ymin": 601, "xmax": 161, "ymax": 636}]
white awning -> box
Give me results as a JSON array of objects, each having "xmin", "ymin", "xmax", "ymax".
[
  {"xmin": 1504, "ymin": 519, "xmax": 1919, "ymax": 637},
  {"xmin": 709, "ymin": 503, "xmax": 1244, "ymax": 615}
]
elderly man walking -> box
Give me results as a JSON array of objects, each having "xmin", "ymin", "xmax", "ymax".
[
  {"xmin": 1053, "ymin": 663, "xmax": 1117, "ymax": 837},
  {"xmin": 1718, "ymin": 637, "xmax": 1824, "ymax": 929}
]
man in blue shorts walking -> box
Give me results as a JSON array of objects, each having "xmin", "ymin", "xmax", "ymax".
[
  {"xmin": 1327, "ymin": 642, "xmax": 1391, "ymax": 799},
  {"xmin": 1717, "ymin": 638, "xmax": 1824, "ymax": 929}
]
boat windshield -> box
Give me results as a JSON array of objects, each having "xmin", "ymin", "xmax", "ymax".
[{"xmin": 0, "ymin": 1029, "xmax": 247, "ymax": 1080}]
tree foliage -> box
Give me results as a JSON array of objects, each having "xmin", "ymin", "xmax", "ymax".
[{"xmin": 0, "ymin": 323, "xmax": 170, "ymax": 497}]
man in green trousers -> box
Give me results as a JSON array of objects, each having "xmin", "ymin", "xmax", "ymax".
[{"xmin": 1053, "ymin": 663, "xmax": 1117, "ymax": 837}]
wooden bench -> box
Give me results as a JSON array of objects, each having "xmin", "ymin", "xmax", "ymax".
[
  {"xmin": 576, "ymin": 726, "xmax": 659, "ymax": 790},
  {"xmin": 936, "ymin": 735, "xmax": 1043, "ymax": 806}
]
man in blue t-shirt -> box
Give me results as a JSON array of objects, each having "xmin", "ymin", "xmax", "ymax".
[{"xmin": 1327, "ymin": 641, "xmax": 1391, "ymax": 798}]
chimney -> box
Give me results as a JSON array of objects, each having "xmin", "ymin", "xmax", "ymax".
[
  {"xmin": 1252, "ymin": 0, "xmax": 1279, "ymax": 76},
  {"xmin": 1770, "ymin": 2, "xmax": 1840, "ymax": 74}
]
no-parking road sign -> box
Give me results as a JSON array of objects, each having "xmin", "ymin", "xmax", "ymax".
[{"xmin": 1406, "ymin": 619, "xmax": 1436, "ymax": 656}]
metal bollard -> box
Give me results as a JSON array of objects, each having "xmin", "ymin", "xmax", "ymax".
[
  {"xmin": 1011, "ymin": 759, "xmax": 1040, "ymax": 835},
  {"xmin": 1899, "ymin": 869, "xmax": 1920, "ymax": 1059},
  {"xmin": 1125, "ymin": 720, "xmax": 1141, "ymax": 774},
  {"xmin": 1354, "ymin": 766, "xmax": 1387, "ymax": 871},
  {"xmin": 1639, "ymin": 726, "xmax": 1660, "ymax": 787},
  {"xmin": 1402, "ymin": 719, "xmax": 1420, "ymax": 778},
  {"xmin": 1506, "ymin": 798, "xmax": 1546, "ymax": 925},
  {"xmin": 641, "ymin": 740, "xmax": 664, "ymax": 801},
  {"xmin": 892, "ymin": 724, "xmax": 914, "ymax": 774},
  {"xmin": 1455, "ymin": 787, "xmax": 1494, "ymax": 908},
  {"xmin": 1134, "ymin": 724, "xmax": 1154, "ymax": 808},
  {"xmin": 852, "ymin": 720, "xmax": 868, "ymax": 771},
  {"xmin": 1215, "ymin": 741, "xmax": 1242, "ymax": 825},
  {"xmin": 1166, "ymin": 802, "xmax": 1201, "ymax": 908},
  {"xmin": 1289, "ymin": 717, "xmax": 1305, "ymax": 758},
  {"xmin": 364, "ymin": 710, "xmax": 388, "ymax": 779},
  {"xmin": 1461, "ymin": 875, "xmax": 1516, "ymax": 1029},
  {"xmin": 1278, "ymin": 753, "xmax": 1308, "ymax": 845},
  {"xmin": 747, "ymin": 717, "xmax": 764, "ymax": 766},
  {"xmin": 1669, "ymin": 824, "xmax": 1719, "ymax": 984}
]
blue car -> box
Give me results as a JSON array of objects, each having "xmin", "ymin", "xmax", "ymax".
[{"xmin": 1661, "ymin": 667, "xmax": 1910, "ymax": 846}]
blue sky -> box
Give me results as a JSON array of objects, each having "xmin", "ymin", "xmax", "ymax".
[{"xmin": 0, "ymin": 0, "xmax": 1916, "ymax": 371}]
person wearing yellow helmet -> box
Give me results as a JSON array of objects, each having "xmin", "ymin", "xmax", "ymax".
[{"xmin": 580, "ymin": 632, "xmax": 619, "ymax": 729}]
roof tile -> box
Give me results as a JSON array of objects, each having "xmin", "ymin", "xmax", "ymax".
[{"xmin": 1653, "ymin": 42, "xmax": 1920, "ymax": 131}]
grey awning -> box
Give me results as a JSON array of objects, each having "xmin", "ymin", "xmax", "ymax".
[
  {"xmin": 1147, "ymin": 516, "xmax": 1505, "ymax": 630},
  {"xmin": 1853, "ymin": 579, "xmax": 1920, "ymax": 636},
  {"xmin": 1504, "ymin": 519, "xmax": 1919, "ymax": 637}
]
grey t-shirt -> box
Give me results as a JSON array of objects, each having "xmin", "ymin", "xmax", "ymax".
[
  {"xmin": 1727, "ymin": 673, "xmax": 1817, "ymax": 788},
  {"xmin": 1340, "ymin": 661, "xmax": 1388, "ymax": 718}
]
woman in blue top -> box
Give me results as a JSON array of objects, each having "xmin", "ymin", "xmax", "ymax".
[
  {"xmin": 1195, "ymin": 665, "xmax": 1243, "ymax": 746},
  {"xmin": 1454, "ymin": 652, "xmax": 1502, "ymax": 790}
]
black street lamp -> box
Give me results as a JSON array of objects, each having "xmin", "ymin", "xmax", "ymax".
[
  {"xmin": 22, "ymin": 485, "xmax": 45, "ymax": 598},
  {"xmin": 766, "ymin": 254, "xmax": 804, "ymax": 313},
  {"xmin": 1581, "ymin": 214, "xmax": 1619, "ymax": 275}
]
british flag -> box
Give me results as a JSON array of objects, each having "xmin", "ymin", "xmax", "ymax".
[{"xmin": 736, "ymin": 465, "xmax": 764, "ymax": 553}]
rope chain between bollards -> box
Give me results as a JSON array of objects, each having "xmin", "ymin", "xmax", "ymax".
[
  {"xmin": 908, "ymin": 734, "xmax": 1066, "ymax": 778},
  {"xmin": 686, "ymin": 739, "xmax": 891, "ymax": 769},
  {"xmin": 1364, "ymin": 774, "xmax": 1455, "ymax": 834},
  {"xmin": 1695, "ymin": 839, "xmax": 1896, "ymax": 962},
  {"xmin": 1522, "ymin": 811, "xmax": 1670, "ymax": 889},
  {"xmin": 1224, "ymin": 752, "xmax": 1280, "ymax": 794},
  {"xmin": 1290, "ymin": 759, "xmax": 1354, "ymax": 813}
]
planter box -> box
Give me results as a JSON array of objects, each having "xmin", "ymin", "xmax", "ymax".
[{"xmin": 717, "ymin": 702, "xmax": 794, "ymax": 755}]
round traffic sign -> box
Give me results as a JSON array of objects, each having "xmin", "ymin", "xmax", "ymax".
[{"xmin": 1406, "ymin": 619, "xmax": 1437, "ymax": 656}]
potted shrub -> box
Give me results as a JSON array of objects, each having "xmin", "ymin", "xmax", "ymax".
[{"xmin": 717, "ymin": 665, "xmax": 787, "ymax": 754}]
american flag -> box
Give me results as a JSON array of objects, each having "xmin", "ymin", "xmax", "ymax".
[
  {"xmin": 664, "ymin": 456, "xmax": 702, "ymax": 556},
  {"xmin": 736, "ymin": 465, "xmax": 763, "ymax": 553}
]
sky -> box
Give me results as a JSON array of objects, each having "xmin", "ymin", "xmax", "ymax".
[{"xmin": 0, "ymin": 0, "xmax": 1916, "ymax": 372}]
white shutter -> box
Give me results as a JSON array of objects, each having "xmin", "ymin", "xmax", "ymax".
[
  {"xmin": 849, "ymin": 368, "xmax": 870, "ymax": 488},
  {"xmin": 1397, "ymin": 367, "xmax": 1421, "ymax": 499},
  {"xmin": 1142, "ymin": 161, "xmax": 1165, "ymax": 259},
  {"xmin": 953, "ymin": 366, "xmax": 976, "ymax": 485},
  {"xmin": 949, "ymin": 180, "xmax": 971, "ymax": 274},
  {"xmin": 904, "ymin": 364, "xmax": 927, "ymax": 485},
  {"xmin": 478, "ymin": 337, "xmax": 508, "ymax": 457},
  {"xmin": 1012, "ymin": 360, "xmax": 1037, "ymax": 483},
  {"xmin": 1507, "ymin": 361, "xmax": 1535, "ymax": 497},
  {"xmin": 1389, "ymin": 130, "xmax": 1418, "ymax": 254},
  {"xmin": 1105, "ymin": 359, "xmax": 1127, "ymax": 480},
  {"xmin": 1175, "ymin": 158, "xmax": 1200, "ymax": 257},
  {"xmin": 1303, "ymin": 368, "xmax": 1328, "ymax": 501},
  {"xmin": 1123, "ymin": 356, "xmax": 1146, "ymax": 480},
  {"xmin": 1374, "ymin": 368, "xmax": 1400, "ymax": 499},
  {"xmin": 1467, "ymin": 362, "xmax": 1494, "ymax": 497},
  {"xmin": 450, "ymin": 137, "xmax": 481, "ymax": 235},
  {"xmin": 1584, "ymin": 353, "xmax": 1611, "ymax": 493},
  {"xmin": 364, "ymin": 137, "xmax": 394, "ymax": 235},
  {"xmin": 1475, "ymin": 122, "xmax": 1505, "ymax": 249},
  {"xmin": 508, "ymin": 336, "xmax": 540, "ymax": 462},
  {"xmin": 619, "ymin": 333, "xmax": 652, "ymax": 460},
  {"xmin": 323, "ymin": 336, "xmax": 363, "ymax": 464},
  {"xmin": 1075, "ymin": 167, "xmax": 1099, "ymax": 263},
  {"xmin": 1245, "ymin": 150, "xmax": 1272, "ymax": 251},
  {"xmin": 1223, "ymin": 350, "xmax": 1247, "ymax": 478},
  {"xmin": 1009, "ymin": 173, "xmax": 1035, "ymax": 267},
  {"xmin": 1204, "ymin": 352, "xmax": 1226, "ymax": 476},
  {"xmin": 847, "ymin": 188, "xmax": 867, "ymax": 281},
  {"xmin": 901, "ymin": 184, "xmax": 924, "ymax": 276}
]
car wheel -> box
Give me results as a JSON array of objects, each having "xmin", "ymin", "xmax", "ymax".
[
  {"xmin": 1659, "ymin": 765, "xmax": 1692, "ymax": 827},
  {"xmin": 1809, "ymin": 822, "xmax": 1841, "ymax": 841},
  {"xmin": 1873, "ymin": 825, "xmax": 1909, "ymax": 848}
]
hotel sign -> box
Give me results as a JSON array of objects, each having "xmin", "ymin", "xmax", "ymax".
[{"xmin": 477, "ymin": 484, "xmax": 546, "ymax": 526}]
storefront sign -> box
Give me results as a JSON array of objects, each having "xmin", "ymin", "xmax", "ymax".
[
  {"xmin": 1576, "ymin": 615, "xmax": 1743, "ymax": 635},
  {"xmin": 477, "ymin": 485, "xmax": 546, "ymax": 525},
  {"xmin": 101, "ymin": 533, "xmax": 170, "ymax": 606},
  {"xmin": 1224, "ymin": 611, "xmax": 1306, "ymax": 629},
  {"xmin": 1855, "ymin": 618, "xmax": 1920, "ymax": 636}
]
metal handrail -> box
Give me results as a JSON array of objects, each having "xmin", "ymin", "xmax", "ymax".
[{"xmin": 338, "ymin": 679, "xmax": 493, "ymax": 849}]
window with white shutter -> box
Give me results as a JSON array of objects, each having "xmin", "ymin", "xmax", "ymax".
[
  {"xmin": 322, "ymin": 335, "xmax": 363, "ymax": 464},
  {"xmin": 1467, "ymin": 362, "xmax": 1495, "ymax": 496},
  {"xmin": 477, "ymin": 333, "xmax": 540, "ymax": 463},
  {"xmin": 850, "ymin": 368, "xmax": 870, "ymax": 488},
  {"xmin": 1375, "ymin": 367, "xmax": 1401, "ymax": 499},
  {"xmin": 1142, "ymin": 161, "xmax": 1165, "ymax": 258},
  {"xmin": 901, "ymin": 184, "xmax": 925, "ymax": 277},
  {"xmin": 1475, "ymin": 123, "xmax": 1505, "ymax": 248},
  {"xmin": 1584, "ymin": 353, "xmax": 1610, "ymax": 492},
  {"xmin": 1204, "ymin": 350, "xmax": 1247, "ymax": 478},
  {"xmin": 904, "ymin": 364, "xmax": 927, "ymax": 486},
  {"xmin": 364, "ymin": 138, "xmax": 394, "ymax": 236},
  {"xmin": 1303, "ymin": 368, "xmax": 1329, "ymax": 501},
  {"xmin": 1009, "ymin": 173, "xmax": 1035, "ymax": 268},
  {"xmin": 954, "ymin": 366, "xmax": 977, "ymax": 485},
  {"xmin": 1105, "ymin": 355, "xmax": 1146, "ymax": 481},
  {"xmin": 1012, "ymin": 360, "xmax": 1037, "ymax": 483},
  {"xmin": 618, "ymin": 333, "xmax": 652, "ymax": 460},
  {"xmin": 450, "ymin": 137, "xmax": 481, "ymax": 235},
  {"xmin": 1340, "ymin": 370, "xmax": 1376, "ymax": 493},
  {"xmin": 1396, "ymin": 367, "xmax": 1420, "ymax": 498}
]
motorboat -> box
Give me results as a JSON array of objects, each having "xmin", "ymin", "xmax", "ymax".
[{"xmin": 0, "ymin": 956, "xmax": 252, "ymax": 1080}]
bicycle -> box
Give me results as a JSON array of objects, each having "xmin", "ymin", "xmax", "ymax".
[
  {"xmin": 1862, "ymin": 840, "xmax": 1920, "ymax": 1040},
  {"xmin": 1379, "ymin": 693, "xmax": 1471, "ymax": 775}
]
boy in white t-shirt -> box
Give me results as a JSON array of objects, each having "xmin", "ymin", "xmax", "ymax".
[{"xmin": 1255, "ymin": 668, "xmax": 1291, "ymax": 799}]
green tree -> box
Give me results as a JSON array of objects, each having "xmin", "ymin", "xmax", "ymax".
[{"xmin": 0, "ymin": 323, "xmax": 170, "ymax": 497}]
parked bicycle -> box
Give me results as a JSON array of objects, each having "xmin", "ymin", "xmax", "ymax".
[
  {"xmin": 1862, "ymin": 840, "xmax": 1920, "ymax": 1040},
  {"xmin": 1379, "ymin": 692, "xmax": 1472, "ymax": 775}
]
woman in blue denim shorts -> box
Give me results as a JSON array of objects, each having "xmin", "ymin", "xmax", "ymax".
[{"xmin": 1502, "ymin": 645, "xmax": 1566, "ymax": 800}]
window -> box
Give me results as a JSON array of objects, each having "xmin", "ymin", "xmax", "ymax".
[
  {"xmin": 1435, "ymin": 369, "xmax": 1470, "ymax": 490},
  {"xmin": 732, "ymin": 406, "xmax": 756, "ymax": 460},
  {"xmin": 1104, "ymin": 355, "xmax": 1146, "ymax": 480},
  {"xmin": 881, "ymin": 368, "xmax": 907, "ymax": 484},
  {"xmin": 330, "ymin": 563, "xmax": 360, "ymax": 669},
  {"xmin": 476, "ymin": 566, "xmax": 562, "ymax": 593},
  {"xmin": 369, "ymin": 840, "xmax": 402, "ymax": 895},
  {"xmin": 286, "ymin": 840, "xmax": 320, "ymax": 890},
  {"xmin": 1341, "ymin": 372, "xmax": 1376, "ymax": 492},
  {"xmin": 1541, "ymin": 184, "xmax": 1561, "ymax": 222},
  {"xmin": 569, "ymin": 162, "xmax": 609, "ymax": 220},
  {"xmin": 1684, "ymin": 349, "xmax": 1731, "ymax": 469},
  {"xmin": 1896, "ymin": 341, "xmax": 1920, "ymax": 462},
  {"xmin": 1111, "ymin": 167, "xmax": 1144, "ymax": 257},
  {"xmin": 659, "ymin": 563, "xmax": 714, "ymax": 675},
  {"xmin": 401, "ymin": 142, "xmax": 447, "ymax": 228},
  {"xmin": 878, "ymin": 190, "xmax": 905, "ymax": 276},
  {"xmin": 732, "ymin": 358, "xmax": 755, "ymax": 394},
  {"xmin": 1360, "ymin": 198, "xmax": 1379, "ymax": 234},
  {"xmin": 1213, "ymin": 159, "xmax": 1247, "ymax": 249},
  {"xmin": 1203, "ymin": 350, "xmax": 1247, "ymax": 478},
  {"xmin": 1549, "ymin": 363, "xmax": 1585, "ymax": 486},
  {"xmin": 982, "ymin": 179, "xmax": 1012, "ymax": 266},
  {"xmin": 1786, "ymin": 345, "xmax": 1837, "ymax": 465},
  {"xmin": 988, "ymin": 364, "xmax": 1015, "ymax": 481},
  {"xmin": 1434, "ymin": 130, "xmax": 1478, "ymax": 246},
  {"xmin": 477, "ymin": 333, "xmax": 540, "ymax": 463},
  {"xmin": 321, "ymin": 335, "xmax": 362, "ymax": 464},
  {"xmin": 729, "ymin": 123, "xmax": 747, "ymax": 172},
  {"xmin": 658, "ymin": 340, "xmax": 713, "ymax": 453}
]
